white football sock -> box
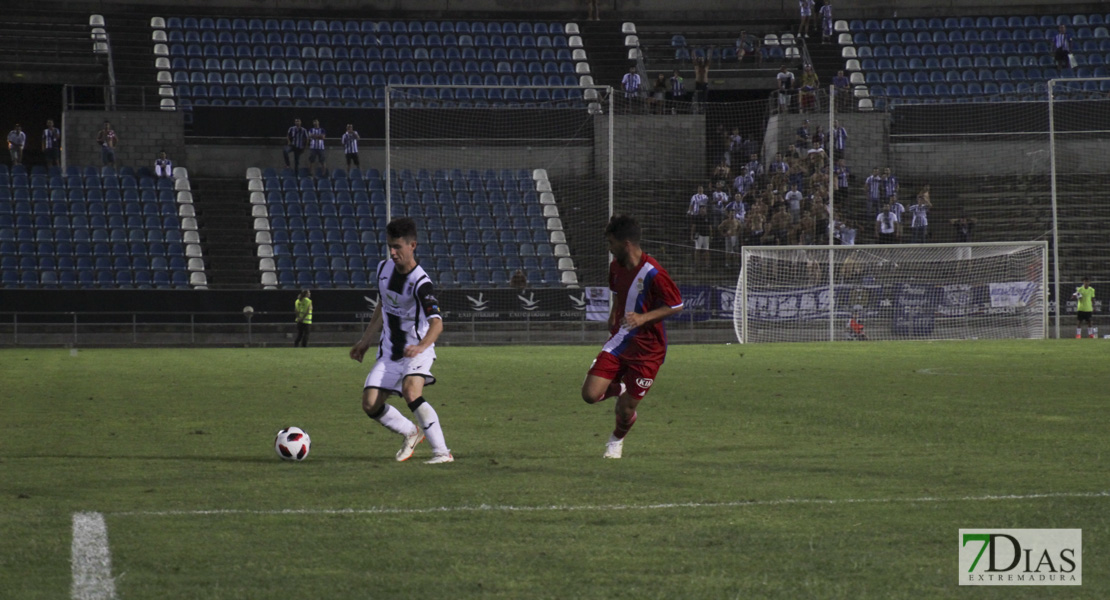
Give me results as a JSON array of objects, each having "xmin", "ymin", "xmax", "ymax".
[
  {"xmin": 374, "ymin": 404, "xmax": 418, "ymax": 437},
  {"xmin": 412, "ymin": 401, "xmax": 449, "ymax": 455}
]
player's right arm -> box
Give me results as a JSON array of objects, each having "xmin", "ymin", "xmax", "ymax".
[{"xmin": 350, "ymin": 301, "xmax": 382, "ymax": 362}]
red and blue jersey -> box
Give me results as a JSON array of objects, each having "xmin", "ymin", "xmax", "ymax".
[{"xmin": 602, "ymin": 254, "xmax": 683, "ymax": 364}]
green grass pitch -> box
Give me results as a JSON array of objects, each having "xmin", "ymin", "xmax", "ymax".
[{"xmin": 2, "ymin": 341, "xmax": 1108, "ymax": 599}]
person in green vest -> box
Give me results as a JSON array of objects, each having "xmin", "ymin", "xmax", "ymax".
[
  {"xmin": 1072, "ymin": 277, "xmax": 1097, "ymax": 339},
  {"xmin": 294, "ymin": 289, "xmax": 313, "ymax": 347}
]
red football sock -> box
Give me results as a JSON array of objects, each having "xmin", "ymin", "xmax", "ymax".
[
  {"xmin": 613, "ymin": 411, "xmax": 637, "ymax": 440},
  {"xmin": 604, "ymin": 380, "xmax": 623, "ymax": 400}
]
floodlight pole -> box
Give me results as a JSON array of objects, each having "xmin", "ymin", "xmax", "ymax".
[
  {"xmin": 827, "ymin": 84, "xmax": 837, "ymax": 342},
  {"xmin": 384, "ymin": 86, "xmax": 392, "ymax": 224},
  {"xmin": 1046, "ymin": 79, "xmax": 1061, "ymax": 339}
]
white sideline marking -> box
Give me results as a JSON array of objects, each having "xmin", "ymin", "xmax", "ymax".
[
  {"xmin": 71, "ymin": 512, "xmax": 117, "ymax": 600},
  {"xmin": 112, "ymin": 490, "xmax": 1110, "ymax": 518}
]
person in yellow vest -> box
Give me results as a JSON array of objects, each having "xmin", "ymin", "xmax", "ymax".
[{"xmin": 294, "ymin": 289, "xmax": 313, "ymax": 347}]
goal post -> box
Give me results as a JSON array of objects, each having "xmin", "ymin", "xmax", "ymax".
[{"xmin": 734, "ymin": 241, "xmax": 1048, "ymax": 343}]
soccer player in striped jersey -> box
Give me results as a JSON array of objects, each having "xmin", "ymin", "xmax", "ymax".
[
  {"xmin": 341, "ymin": 124, "xmax": 360, "ymax": 171},
  {"xmin": 581, "ymin": 215, "xmax": 684, "ymax": 459},
  {"xmin": 350, "ymin": 217, "xmax": 453, "ymax": 464},
  {"xmin": 1072, "ymin": 277, "xmax": 1097, "ymax": 338}
]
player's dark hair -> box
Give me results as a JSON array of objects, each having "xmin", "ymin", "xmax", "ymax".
[
  {"xmin": 605, "ymin": 214, "xmax": 641, "ymax": 244},
  {"xmin": 386, "ymin": 217, "xmax": 418, "ymax": 241}
]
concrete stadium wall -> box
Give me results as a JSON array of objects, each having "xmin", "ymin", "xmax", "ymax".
[
  {"xmin": 765, "ymin": 111, "xmax": 891, "ymax": 172},
  {"xmin": 596, "ymin": 114, "xmax": 705, "ymax": 180},
  {"xmin": 63, "ymin": 110, "xmax": 185, "ymax": 171},
  {"xmin": 893, "ymin": 139, "xmax": 1110, "ymax": 178},
  {"xmin": 183, "ymin": 143, "xmax": 597, "ymax": 180}
]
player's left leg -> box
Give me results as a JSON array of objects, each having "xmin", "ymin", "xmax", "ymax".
[
  {"xmin": 604, "ymin": 363, "xmax": 658, "ymax": 459},
  {"xmin": 401, "ymin": 353, "xmax": 452, "ymax": 464}
]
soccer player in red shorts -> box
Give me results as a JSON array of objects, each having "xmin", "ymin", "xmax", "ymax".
[{"xmin": 581, "ymin": 215, "xmax": 684, "ymax": 459}]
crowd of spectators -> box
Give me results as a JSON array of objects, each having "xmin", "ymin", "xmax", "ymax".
[{"xmin": 684, "ymin": 114, "xmax": 948, "ymax": 266}]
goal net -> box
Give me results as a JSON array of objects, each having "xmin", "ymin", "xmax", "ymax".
[{"xmin": 734, "ymin": 242, "xmax": 1047, "ymax": 343}]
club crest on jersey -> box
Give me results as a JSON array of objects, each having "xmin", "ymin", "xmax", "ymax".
[
  {"xmin": 636, "ymin": 278, "xmax": 644, "ymax": 294},
  {"xmin": 636, "ymin": 377, "xmax": 654, "ymax": 389}
]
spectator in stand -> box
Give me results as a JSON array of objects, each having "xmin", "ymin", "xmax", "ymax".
[
  {"xmin": 794, "ymin": 119, "xmax": 811, "ymax": 158},
  {"xmin": 875, "ymin": 204, "xmax": 900, "ymax": 244},
  {"xmin": 888, "ymin": 193, "xmax": 905, "ymax": 225},
  {"xmin": 283, "ymin": 118, "xmax": 308, "ymax": 172},
  {"xmin": 799, "ymin": 64, "xmax": 820, "ymax": 113},
  {"xmin": 736, "ymin": 30, "xmax": 762, "ymax": 64},
  {"xmin": 711, "ymin": 183, "xmax": 730, "ymax": 228},
  {"xmin": 951, "ymin": 213, "xmax": 976, "ymax": 242},
  {"xmin": 799, "ymin": 209, "xmax": 817, "ymax": 245},
  {"xmin": 95, "ymin": 121, "xmax": 117, "ymax": 166},
  {"xmin": 864, "ymin": 167, "xmax": 882, "ymax": 217},
  {"xmin": 510, "ymin": 268, "xmax": 527, "ymax": 290},
  {"xmin": 908, "ymin": 188, "xmax": 932, "ymax": 243},
  {"xmin": 693, "ymin": 55, "xmax": 709, "ymax": 112},
  {"xmin": 770, "ymin": 152, "xmax": 789, "ymax": 176},
  {"xmin": 881, "ymin": 167, "xmax": 898, "ymax": 203},
  {"xmin": 342, "ymin": 123, "xmax": 360, "ymax": 171},
  {"xmin": 307, "ymin": 119, "xmax": 327, "ymax": 174},
  {"xmin": 785, "ymin": 183, "xmax": 804, "ymax": 223},
  {"xmin": 812, "ymin": 196, "xmax": 830, "ymax": 244},
  {"xmin": 835, "ymin": 218, "xmax": 857, "ymax": 245},
  {"xmin": 726, "ymin": 192, "xmax": 747, "ymax": 222},
  {"xmin": 690, "ymin": 204, "xmax": 713, "ymax": 268},
  {"xmin": 812, "ymin": 125, "xmax": 826, "ymax": 150},
  {"xmin": 820, "ymin": 0, "xmax": 834, "ymax": 44},
  {"xmin": 687, "ymin": 185, "xmax": 709, "ymax": 215},
  {"xmin": 733, "ymin": 166, "xmax": 755, "ymax": 198},
  {"xmin": 776, "ymin": 65, "xmax": 795, "ymax": 113},
  {"xmin": 668, "ymin": 69, "xmax": 687, "ymax": 112},
  {"xmin": 807, "ymin": 139, "xmax": 828, "ymax": 166},
  {"xmin": 798, "ymin": 0, "xmax": 815, "ymax": 37},
  {"xmin": 834, "ymin": 158, "xmax": 850, "ymax": 192},
  {"xmin": 832, "ymin": 70, "xmax": 851, "ymax": 110},
  {"xmin": 745, "ymin": 153, "xmax": 764, "ymax": 184},
  {"xmin": 1054, "ymin": 24, "xmax": 1074, "ymax": 71},
  {"xmin": 154, "ymin": 150, "xmax": 173, "ymax": 179},
  {"xmin": 587, "ymin": 0, "xmax": 600, "ymax": 21},
  {"xmin": 621, "ymin": 65, "xmax": 642, "ymax": 112},
  {"xmin": 649, "ymin": 73, "xmax": 667, "ymax": 114},
  {"xmin": 726, "ymin": 128, "xmax": 743, "ymax": 166},
  {"xmin": 42, "ymin": 119, "xmax": 61, "ymax": 168},
  {"xmin": 7, "ymin": 124, "xmax": 26, "ymax": 167},
  {"xmin": 769, "ymin": 203, "xmax": 792, "ymax": 245},
  {"xmin": 719, "ymin": 209, "xmax": 743, "ymax": 266},
  {"xmin": 711, "ymin": 160, "xmax": 731, "ymax": 188},
  {"xmin": 746, "ymin": 207, "xmax": 766, "ymax": 246},
  {"xmin": 832, "ymin": 120, "xmax": 848, "ymax": 158}
]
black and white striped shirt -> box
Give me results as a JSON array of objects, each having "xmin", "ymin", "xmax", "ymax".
[
  {"xmin": 43, "ymin": 127, "xmax": 60, "ymax": 149},
  {"xmin": 375, "ymin": 259, "xmax": 442, "ymax": 362},
  {"xmin": 342, "ymin": 130, "xmax": 359, "ymax": 154},
  {"xmin": 308, "ymin": 127, "xmax": 325, "ymax": 150},
  {"xmin": 287, "ymin": 125, "xmax": 308, "ymax": 149}
]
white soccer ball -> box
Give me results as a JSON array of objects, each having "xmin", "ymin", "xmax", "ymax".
[{"xmin": 274, "ymin": 426, "xmax": 311, "ymax": 461}]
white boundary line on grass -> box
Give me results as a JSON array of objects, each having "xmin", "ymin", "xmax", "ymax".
[
  {"xmin": 111, "ymin": 490, "xmax": 1110, "ymax": 518},
  {"xmin": 71, "ymin": 512, "xmax": 117, "ymax": 600}
]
